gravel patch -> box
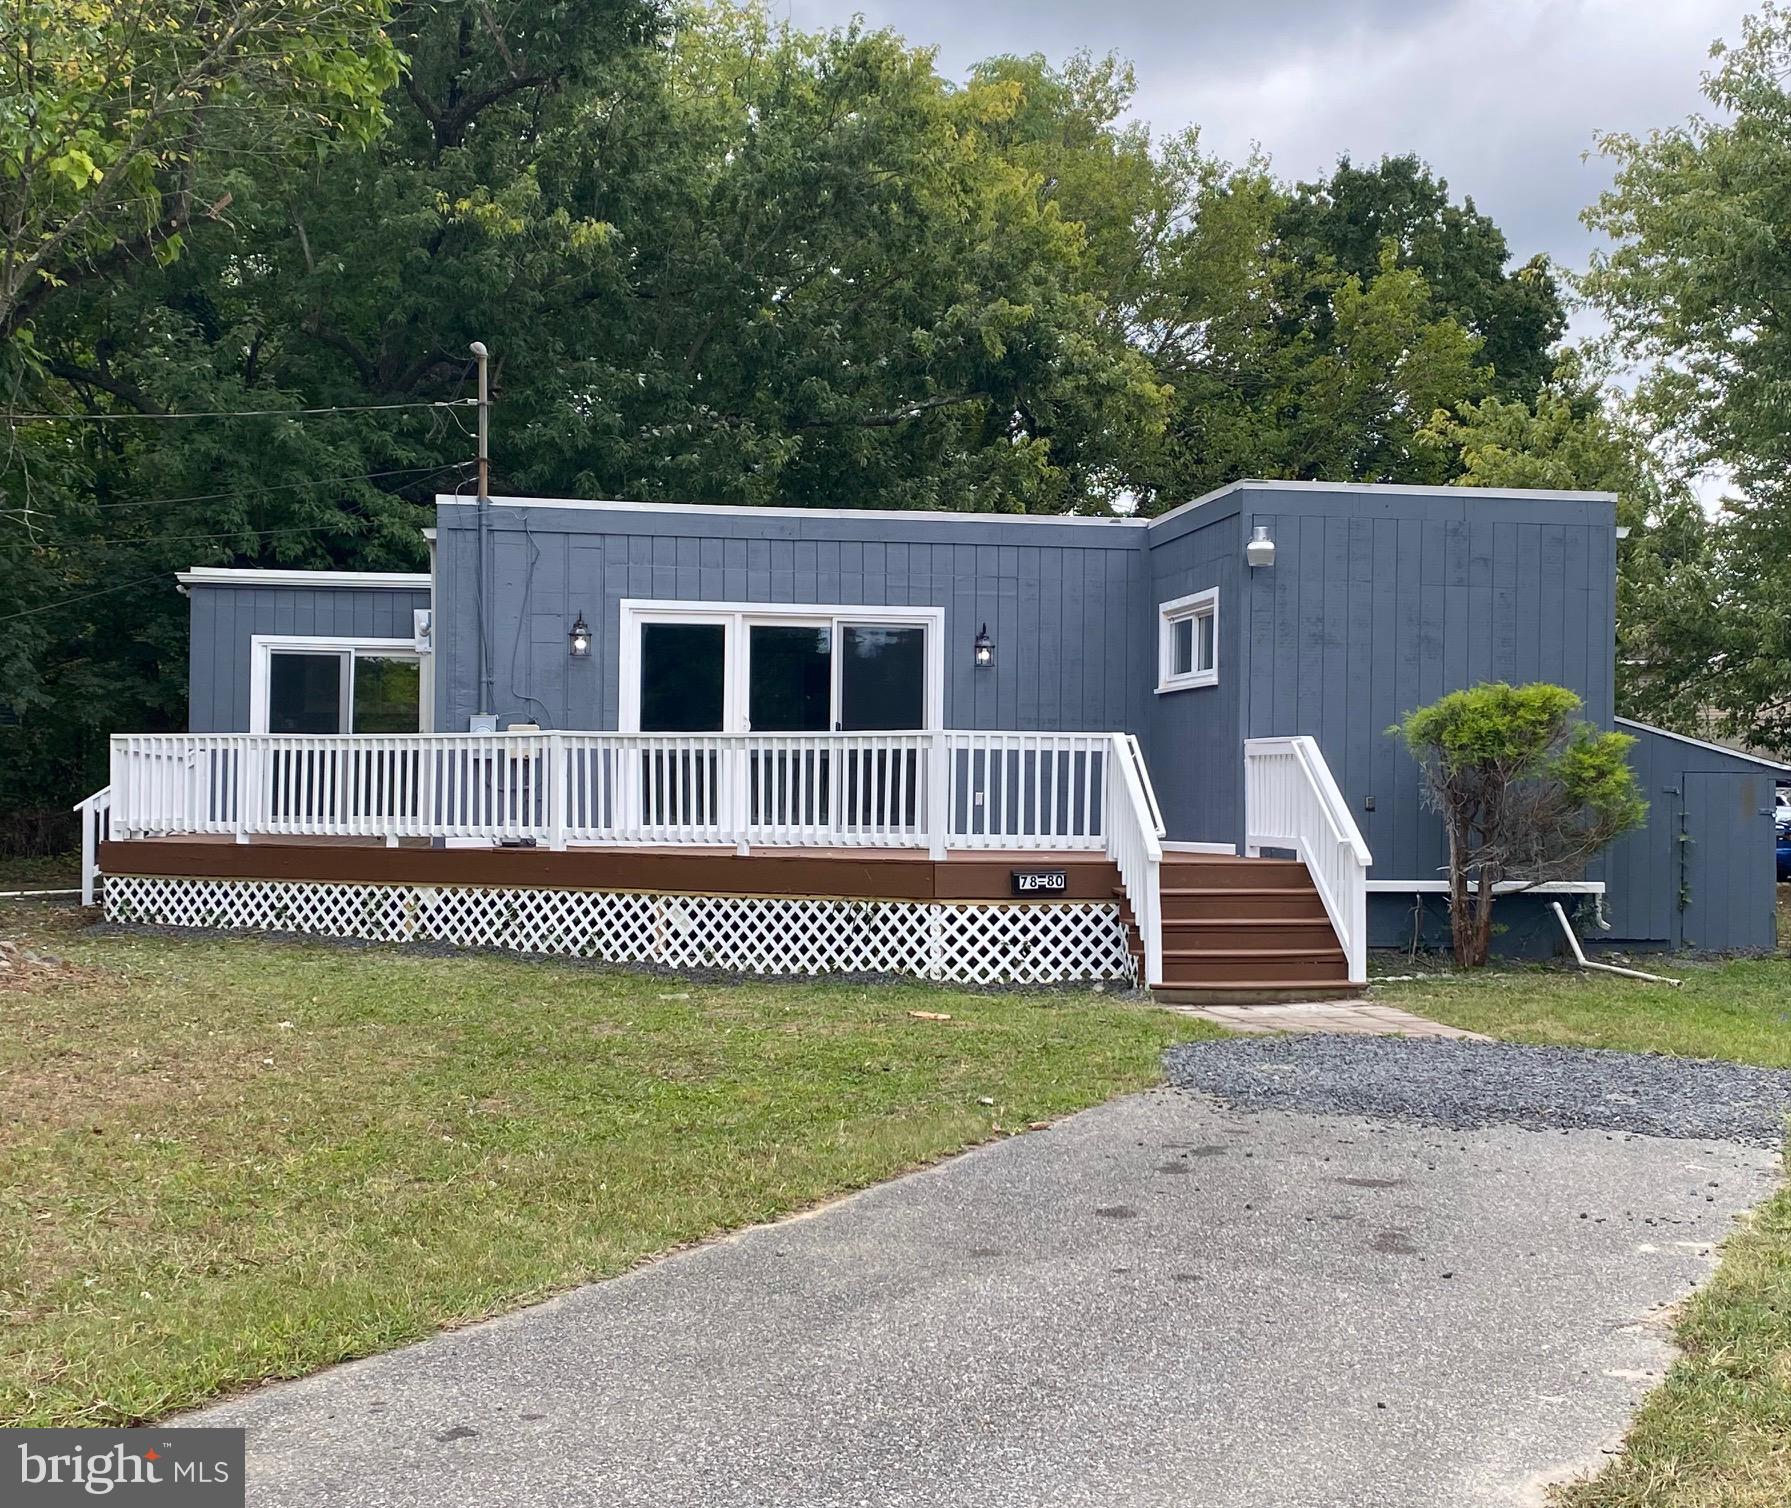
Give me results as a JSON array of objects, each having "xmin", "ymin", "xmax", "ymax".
[{"xmin": 1163, "ymin": 1034, "xmax": 1791, "ymax": 1148}]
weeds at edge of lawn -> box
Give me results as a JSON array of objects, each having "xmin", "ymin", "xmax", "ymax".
[
  {"xmin": 1553, "ymin": 1146, "xmax": 1791, "ymax": 1508},
  {"xmin": 0, "ymin": 910, "xmax": 1216, "ymax": 1428}
]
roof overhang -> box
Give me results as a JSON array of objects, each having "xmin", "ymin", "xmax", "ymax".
[
  {"xmin": 1614, "ymin": 716, "xmax": 1791, "ymax": 775},
  {"xmin": 176, "ymin": 567, "xmax": 432, "ymax": 590}
]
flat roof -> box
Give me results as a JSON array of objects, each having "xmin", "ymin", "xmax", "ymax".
[{"xmin": 437, "ymin": 478, "xmax": 1622, "ymax": 533}]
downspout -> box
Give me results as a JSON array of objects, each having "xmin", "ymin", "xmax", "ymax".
[{"xmin": 471, "ymin": 340, "xmax": 494, "ymax": 720}]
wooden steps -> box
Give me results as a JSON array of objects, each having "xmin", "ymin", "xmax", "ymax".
[{"xmin": 1120, "ymin": 854, "xmax": 1354, "ymax": 1000}]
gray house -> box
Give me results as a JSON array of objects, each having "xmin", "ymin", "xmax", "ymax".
[{"xmin": 83, "ymin": 480, "xmax": 1783, "ymax": 994}]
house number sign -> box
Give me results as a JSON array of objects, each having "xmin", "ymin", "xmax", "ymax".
[{"xmin": 1010, "ymin": 869, "xmax": 1068, "ymax": 896}]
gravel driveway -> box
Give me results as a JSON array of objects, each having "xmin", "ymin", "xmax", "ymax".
[{"xmin": 188, "ymin": 1036, "xmax": 1785, "ymax": 1508}]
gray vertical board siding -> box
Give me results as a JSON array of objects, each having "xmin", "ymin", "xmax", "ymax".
[
  {"xmin": 432, "ymin": 502, "xmax": 1151, "ymax": 738},
  {"xmin": 1602, "ymin": 719, "xmax": 1785, "ymax": 949},
  {"xmin": 186, "ymin": 584, "xmax": 429, "ymax": 732},
  {"xmin": 1232, "ymin": 485, "xmax": 1619, "ymax": 883},
  {"xmin": 1138, "ymin": 498, "xmax": 1244, "ymax": 844}
]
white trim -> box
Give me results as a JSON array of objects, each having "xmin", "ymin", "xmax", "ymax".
[
  {"xmin": 616, "ymin": 599, "xmax": 946, "ymax": 735},
  {"xmin": 248, "ymin": 634, "xmax": 431, "ymax": 735},
  {"xmin": 1156, "ymin": 587, "xmax": 1219, "ymax": 693},
  {"xmin": 1613, "ymin": 716, "xmax": 1791, "ymax": 774},
  {"xmin": 437, "ymin": 494, "xmax": 1145, "ymax": 530},
  {"xmin": 1162, "ymin": 840, "xmax": 1237, "ymax": 855},
  {"xmin": 430, "ymin": 483, "xmax": 1620, "ymax": 540},
  {"xmin": 180, "ymin": 567, "xmax": 431, "ymax": 590},
  {"xmin": 1144, "ymin": 479, "xmax": 1620, "ymax": 535},
  {"xmin": 1365, "ymin": 879, "xmax": 1607, "ymax": 895}
]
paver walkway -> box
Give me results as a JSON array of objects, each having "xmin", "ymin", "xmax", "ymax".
[
  {"xmin": 188, "ymin": 1087, "xmax": 1775, "ymax": 1508},
  {"xmin": 1169, "ymin": 998, "xmax": 1487, "ymax": 1038}
]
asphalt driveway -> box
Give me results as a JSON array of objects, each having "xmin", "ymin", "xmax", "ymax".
[{"xmin": 190, "ymin": 1051, "xmax": 1781, "ymax": 1508}]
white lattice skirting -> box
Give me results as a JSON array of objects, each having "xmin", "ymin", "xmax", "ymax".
[{"xmin": 103, "ymin": 875, "xmax": 1137, "ymax": 986}]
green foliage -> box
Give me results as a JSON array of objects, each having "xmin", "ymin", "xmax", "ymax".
[
  {"xmin": 1392, "ymin": 682, "xmax": 1646, "ymax": 967},
  {"xmin": 1128, "ymin": 153, "xmax": 1561, "ymax": 507},
  {"xmin": 1582, "ymin": 2, "xmax": 1791, "ymax": 755},
  {"xmin": 0, "ymin": 0, "xmax": 400, "ymax": 338}
]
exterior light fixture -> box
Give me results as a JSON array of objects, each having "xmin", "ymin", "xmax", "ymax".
[
  {"xmin": 973, "ymin": 623, "xmax": 994, "ymax": 669},
  {"xmin": 1245, "ymin": 524, "xmax": 1276, "ymax": 568},
  {"xmin": 569, "ymin": 612, "xmax": 591, "ymax": 659}
]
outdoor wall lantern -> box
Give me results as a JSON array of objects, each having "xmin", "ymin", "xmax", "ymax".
[
  {"xmin": 569, "ymin": 612, "xmax": 592, "ymax": 659},
  {"xmin": 1245, "ymin": 523, "xmax": 1277, "ymax": 569},
  {"xmin": 973, "ymin": 623, "xmax": 995, "ymax": 670}
]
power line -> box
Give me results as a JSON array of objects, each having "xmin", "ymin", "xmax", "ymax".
[
  {"xmin": 0, "ymin": 462, "xmax": 468, "ymax": 624},
  {"xmin": 1, "ymin": 398, "xmax": 479, "ymax": 424},
  {"xmin": 0, "ymin": 460, "xmax": 471, "ymax": 515},
  {"xmin": 0, "ymin": 572, "xmax": 178, "ymax": 625}
]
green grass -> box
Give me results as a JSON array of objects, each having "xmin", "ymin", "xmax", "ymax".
[
  {"xmin": 1553, "ymin": 1166, "xmax": 1791, "ymax": 1508},
  {"xmin": 1372, "ymin": 895, "xmax": 1791, "ymax": 1507},
  {"xmin": 0, "ymin": 853, "xmax": 79, "ymax": 889},
  {"xmin": 1372, "ymin": 955, "xmax": 1791, "ymax": 1067},
  {"xmin": 0, "ymin": 908, "xmax": 1215, "ymax": 1427}
]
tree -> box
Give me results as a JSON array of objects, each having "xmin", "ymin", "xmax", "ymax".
[
  {"xmin": 0, "ymin": 0, "xmax": 399, "ymax": 341},
  {"xmin": 1391, "ymin": 682, "xmax": 1646, "ymax": 968},
  {"xmin": 1275, "ymin": 154, "xmax": 1566, "ymax": 401},
  {"xmin": 1581, "ymin": 3, "xmax": 1791, "ymax": 753}
]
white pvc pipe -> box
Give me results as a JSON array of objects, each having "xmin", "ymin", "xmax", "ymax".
[{"xmin": 1550, "ymin": 900, "xmax": 1681, "ymax": 986}]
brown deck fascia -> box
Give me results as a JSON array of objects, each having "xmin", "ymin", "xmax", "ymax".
[{"xmin": 97, "ymin": 839, "xmax": 1120, "ymax": 903}]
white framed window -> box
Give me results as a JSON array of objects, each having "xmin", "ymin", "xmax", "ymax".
[
  {"xmin": 1157, "ymin": 588, "xmax": 1218, "ymax": 693},
  {"xmin": 249, "ymin": 636, "xmax": 431, "ymax": 734},
  {"xmin": 617, "ymin": 600, "xmax": 945, "ymax": 734}
]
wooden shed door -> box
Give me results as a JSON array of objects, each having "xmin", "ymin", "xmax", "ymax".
[{"xmin": 1679, "ymin": 773, "xmax": 1776, "ymax": 951}]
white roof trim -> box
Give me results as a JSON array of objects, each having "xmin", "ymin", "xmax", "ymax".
[
  {"xmin": 1145, "ymin": 479, "xmax": 1621, "ymax": 534},
  {"xmin": 434, "ymin": 494, "xmax": 1146, "ymax": 529},
  {"xmin": 1614, "ymin": 716, "xmax": 1791, "ymax": 774},
  {"xmin": 177, "ymin": 567, "xmax": 432, "ymax": 590},
  {"xmin": 1366, "ymin": 879, "xmax": 1606, "ymax": 895}
]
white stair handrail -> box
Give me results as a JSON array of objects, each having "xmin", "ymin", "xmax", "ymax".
[
  {"xmin": 1244, "ymin": 736, "xmax": 1373, "ymax": 983},
  {"xmin": 73, "ymin": 785, "xmax": 112, "ymax": 906},
  {"xmin": 1105, "ymin": 733, "xmax": 1163, "ymax": 986}
]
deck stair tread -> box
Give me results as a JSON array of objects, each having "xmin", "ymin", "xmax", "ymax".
[{"xmin": 1112, "ymin": 849, "xmax": 1359, "ymax": 1002}]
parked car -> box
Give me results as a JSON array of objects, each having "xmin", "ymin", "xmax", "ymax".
[{"xmin": 1779, "ymin": 815, "xmax": 1791, "ymax": 883}]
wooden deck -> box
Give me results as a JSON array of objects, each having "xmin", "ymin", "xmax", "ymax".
[{"xmin": 97, "ymin": 837, "xmax": 1122, "ymax": 902}]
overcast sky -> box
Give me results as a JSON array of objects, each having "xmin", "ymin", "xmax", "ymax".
[{"xmin": 781, "ymin": 0, "xmax": 1751, "ymax": 342}]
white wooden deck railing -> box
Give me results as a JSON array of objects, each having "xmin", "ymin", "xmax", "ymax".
[
  {"xmin": 93, "ymin": 731, "xmax": 1167, "ymax": 940},
  {"xmin": 74, "ymin": 785, "xmax": 112, "ymax": 906},
  {"xmin": 1244, "ymin": 735, "xmax": 1373, "ymax": 983}
]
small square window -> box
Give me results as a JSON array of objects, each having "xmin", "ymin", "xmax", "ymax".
[{"xmin": 1158, "ymin": 589, "xmax": 1218, "ymax": 692}]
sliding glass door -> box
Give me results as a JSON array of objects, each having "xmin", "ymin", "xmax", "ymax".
[{"xmin": 624, "ymin": 605, "xmax": 938, "ymax": 843}]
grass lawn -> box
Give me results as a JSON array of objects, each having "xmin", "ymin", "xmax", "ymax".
[
  {"xmin": 0, "ymin": 905, "xmax": 1215, "ymax": 1428},
  {"xmin": 1375, "ymin": 898, "xmax": 1791, "ymax": 1508},
  {"xmin": 0, "ymin": 853, "xmax": 80, "ymax": 890},
  {"xmin": 1372, "ymin": 955, "xmax": 1791, "ymax": 1068}
]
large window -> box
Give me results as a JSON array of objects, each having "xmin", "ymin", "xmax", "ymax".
[
  {"xmin": 1157, "ymin": 588, "xmax": 1218, "ymax": 693},
  {"xmin": 255, "ymin": 639, "xmax": 426, "ymax": 734},
  {"xmin": 621, "ymin": 602, "xmax": 941, "ymax": 734}
]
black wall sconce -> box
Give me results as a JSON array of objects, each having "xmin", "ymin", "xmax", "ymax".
[
  {"xmin": 569, "ymin": 612, "xmax": 591, "ymax": 659},
  {"xmin": 973, "ymin": 622, "xmax": 994, "ymax": 669}
]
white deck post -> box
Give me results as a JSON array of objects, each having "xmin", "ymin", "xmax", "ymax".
[
  {"xmin": 927, "ymin": 731, "xmax": 949, "ymax": 859},
  {"xmin": 79, "ymin": 798, "xmax": 97, "ymax": 906},
  {"xmin": 547, "ymin": 732, "xmax": 567, "ymax": 851}
]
